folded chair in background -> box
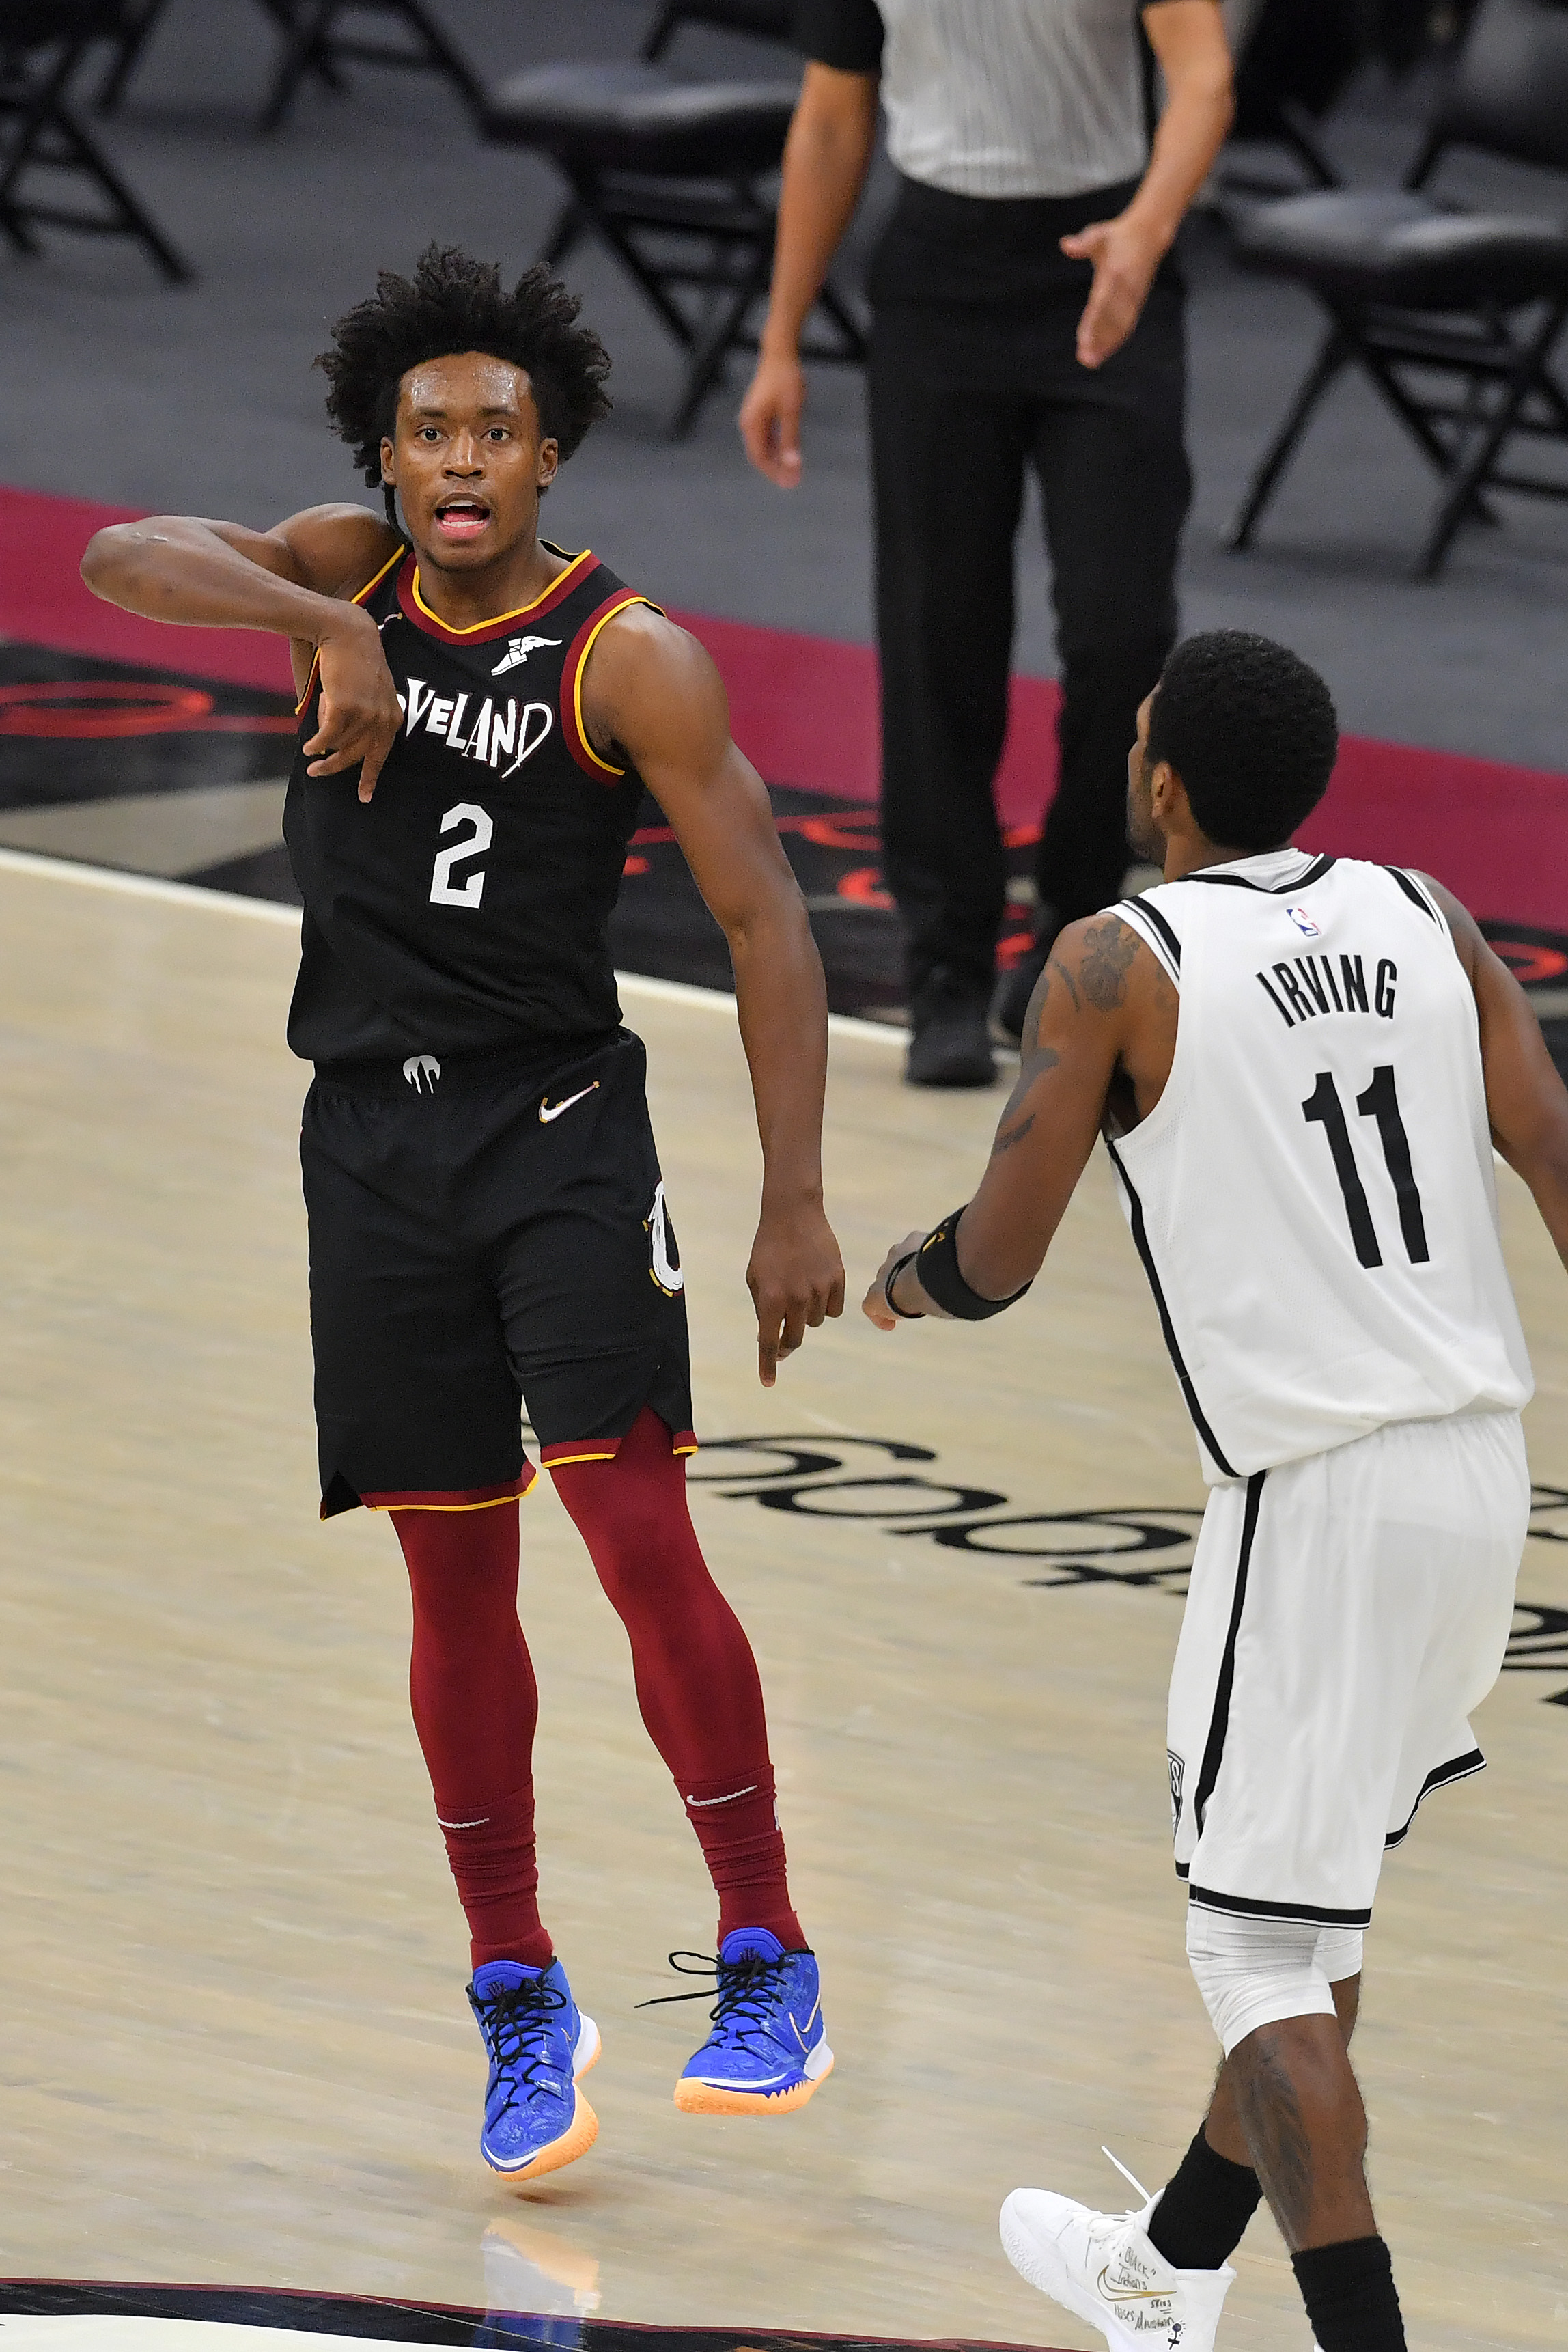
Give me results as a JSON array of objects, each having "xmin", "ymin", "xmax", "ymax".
[
  {"xmin": 93, "ymin": 0, "xmax": 484, "ymax": 134},
  {"xmin": 482, "ymin": 0, "xmax": 867, "ymax": 440},
  {"xmin": 1227, "ymin": 0, "xmax": 1568, "ymax": 577},
  {"xmin": 249, "ymin": 0, "xmax": 484, "ymax": 137},
  {"xmin": 0, "ymin": 0, "xmax": 191, "ymax": 278},
  {"xmin": 1220, "ymin": 0, "xmax": 1356, "ymax": 195}
]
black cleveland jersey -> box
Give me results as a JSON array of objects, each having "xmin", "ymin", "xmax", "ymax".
[{"xmin": 283, "ymin": 542, "xmax": 654, "ymax": 1067}]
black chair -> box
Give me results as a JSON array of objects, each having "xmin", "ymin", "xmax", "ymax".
[
  {"xmin": 0, "ymin": 0, "xmax": 190, "ymax": 278},
  {"xmin": 1220, "ymin": 0, "xmax": 1359, "ymax": 196},
  {"xmin": 90, "ymin": 0, "xmax": 166, "ymax": 111},
  {"xmin": 482, "ymin": 0, "xmax": 867, "ymax": 439},
  {"xmin": 1227, "ymin": 0, "xmax": 1568, "ymax": 577},
  {"xmin": 250, "ymin": 0, "xmax": 484, "ymax": 136},
  {"xmin": 93, "ymin": 0, "xmax": 484, "ymax": 133}
]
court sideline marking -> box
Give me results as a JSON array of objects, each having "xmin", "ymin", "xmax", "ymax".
[{"xmin": 0, "ymin": 845, "xmax": 913, "ymax": 1049}]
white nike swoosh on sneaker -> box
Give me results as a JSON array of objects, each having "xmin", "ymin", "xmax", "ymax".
[
  {"xmin": 789, "ymin": 1993, "xmax": 821, "ymax": 2049},
  {"xmin": 538, "ymin": 1082, "xmax": 600, "ymax": 1124}
]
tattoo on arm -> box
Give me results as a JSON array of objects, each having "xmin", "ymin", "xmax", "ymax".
[
  {"xmin": 1080, "ymin": 917, "xmax": 1140, "ymax": 1010},
  {"xmin": 1048, "ymin": 954, "xmax": 1081, "ymax": 1012},
  {"xmin": 991, "ymin": 1111, "xmax": 1037, "ymax": 1157}
]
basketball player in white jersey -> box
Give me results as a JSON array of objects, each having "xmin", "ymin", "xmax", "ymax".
[{"xmin": 863, "ymin": 631, "xmax": 1568, "ymax": 2352}]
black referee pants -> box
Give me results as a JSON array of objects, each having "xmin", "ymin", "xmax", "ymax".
[{"xmin": 870, "ymin": 278, "xmax": 1192, "ymax": 1003}]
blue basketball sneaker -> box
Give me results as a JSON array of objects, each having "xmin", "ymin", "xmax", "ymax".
[
  {"xmin": 672, "ymin": 1928, "xmax": 832, "ymax": 2114},
  {"xmin": 466, "ymin": 1956, "xmax": 600, "ymax": 2179}
]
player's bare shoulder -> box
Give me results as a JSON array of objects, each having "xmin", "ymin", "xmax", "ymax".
[
  {"xmin": 1042, "ymin": 909, "xmax": 1180, "ymax": 1130},
  {"xmin": 269, "ymin": 502, "xmax": 403, "ymax": 599}
]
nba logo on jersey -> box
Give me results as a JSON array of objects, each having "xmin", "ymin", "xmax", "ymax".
[{"xmin": 1285, "ymin": 904, "xmax": 1321, "ymax": 936}]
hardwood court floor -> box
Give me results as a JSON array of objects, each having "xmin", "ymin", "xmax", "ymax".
[{"xmin": 0, "ymin": 853, "xmax": 1563, "ymax": 2349}]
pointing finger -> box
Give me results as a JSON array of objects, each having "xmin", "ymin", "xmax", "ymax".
[{"xmin": 357, "ymin": 733, "xmax": 393, "ymax": 803}]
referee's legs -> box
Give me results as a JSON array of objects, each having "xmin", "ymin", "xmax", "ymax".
[
  {"xmin": 1000, "ymin": 279, "xmax": 1191, "ymax": 1034},
  {"xmin": 869, "ymin": 307, "xmax": 1026, "ymax": 1083}
]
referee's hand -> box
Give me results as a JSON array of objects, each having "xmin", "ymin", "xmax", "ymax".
[
  {"xmin": 1060, "ymin": 214, "xmax": 1164, "ymax": 371},
  {"xmin": 738, "ymin": 351, "xmax": 806, "ymax": 489},
  {"xmin": 304, "ymin": 609, "xmax": 406, "ymax": 802},
  {"xmin": 747, "ymin": 1200, "xmax": 845, "ymax": 1385}
]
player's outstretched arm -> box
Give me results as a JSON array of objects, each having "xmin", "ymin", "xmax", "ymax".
[
  {"xmin": 1424, "ymin": 876, "xmax": 1568, "ymax": 1275},
  {"xmin": 81, "ymin": 505, "xmax": 405, "ymax": 799},
  {"xmin": 863, "ymin": 916, "xmax": 1153, "ymax": 1328},
  {"xmin": 580, "ymin": 607, "xmax": 846, "ymax": 1386}
]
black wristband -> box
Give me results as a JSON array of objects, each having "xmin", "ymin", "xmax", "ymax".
[
  {"xmin": 884, "ymin": 1250, "xmax": 924, "ymax": 1318},
  {"xmin": 915, "ymin": 1208, "xmax": 1033, "ymax": 1321}
]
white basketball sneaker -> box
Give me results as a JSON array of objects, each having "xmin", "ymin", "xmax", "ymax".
[{"xmin": 1000, "ymin": 2150, "xmax": 1236, "ymax": 2352}]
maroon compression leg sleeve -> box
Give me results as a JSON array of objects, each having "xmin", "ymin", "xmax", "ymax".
[
  {"xmin": 391, "ymin": 1500, "xmax": 554, "ymax": 1974},
  {"xmin": 550, "ymin": 1407, "xmax": 805, "ymax": 1950}
]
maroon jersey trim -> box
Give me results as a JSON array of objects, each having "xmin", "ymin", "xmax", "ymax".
[
  {"xmin": 352, "ymin": 1469, "xmax": 538, "ymax": 1515},
  {"xmin": 395, "ymin": 547, "xmax": 600, "ymax": 644}
]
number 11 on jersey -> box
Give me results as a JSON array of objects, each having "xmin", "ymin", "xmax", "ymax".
[{"xmin": 1303, "ymin": 1063, "xmax": 1431, "ymax": 1270}]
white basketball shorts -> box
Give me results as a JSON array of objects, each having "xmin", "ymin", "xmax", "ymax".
[{"xmin": 1168, "ymin": 1410, "xmax": 1528, "ymax": 1929}]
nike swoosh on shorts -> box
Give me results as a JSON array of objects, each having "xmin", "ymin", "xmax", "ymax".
[{"xmin": 538, "ymin": 1082, "xmax": 600, "ymax": 1125}]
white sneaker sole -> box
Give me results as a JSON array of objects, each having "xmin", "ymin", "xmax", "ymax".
[{"xmin": 574, "ymin": 2012, "xmax": 601, "ymax": 2077}]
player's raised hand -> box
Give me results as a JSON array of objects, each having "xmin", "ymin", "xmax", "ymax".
[
  {"xmin": 303, "ymin": 609, "xmax": 406, "ymax": 802},
  {"xmin": 747, "ymin": 1198, "xmax": 845, "ymax": 1386}
]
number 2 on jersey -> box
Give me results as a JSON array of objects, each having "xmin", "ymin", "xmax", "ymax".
[
  {"xmin": 430, "ymin": 802, "xmax": 493, "ymax": 909},
  {"xmin": 1302, "ymin": 1064, "xmax": 1430, "ymax": 1270}
]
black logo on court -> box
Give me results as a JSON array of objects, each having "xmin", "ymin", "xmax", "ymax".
[{"xmin": 691, "ymin": 1440, "xmax": 1568, "ymax": 1711}]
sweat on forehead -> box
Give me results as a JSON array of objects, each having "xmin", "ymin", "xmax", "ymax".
[{"xmin": 397, "ymin": 355, "xmax": 537, "ymax": 411}]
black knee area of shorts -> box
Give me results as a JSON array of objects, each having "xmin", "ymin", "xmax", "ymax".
[
  {"xmin": 1146, "ymin": 2127, "xmax": 1262, "ymax": 2271},
  {"xmin": 1292, "ymin": 2236, "xmax": 1405, "ymax": 2352}
]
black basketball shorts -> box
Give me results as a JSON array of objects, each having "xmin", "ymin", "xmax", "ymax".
[{"xmin": 300, "ymin": 1029, "xmax": 695, "ymax": 1517}]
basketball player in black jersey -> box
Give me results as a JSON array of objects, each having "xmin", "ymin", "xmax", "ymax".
[{"xmin": 83, "ymin": 247, "xmax": 844, "ymax": 2181}]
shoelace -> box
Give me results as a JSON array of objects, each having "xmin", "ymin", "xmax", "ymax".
[
  {"xmin": 1089, "ymin": 2145, "xmax": 1155, "ymax": 2240},
  {"xmin": 635, "ymin": 1947, "xmax": 792, "ymax": 2047},
  {"xmin": 472, "ymin": 1976, "xmax": 571, "ymax": 2117}
]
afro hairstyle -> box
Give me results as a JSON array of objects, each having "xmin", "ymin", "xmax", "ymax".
[
  {"xmin": 317, "ymin": 244, "xmax": 613, "ymax": 527},
  {"xmin": 1145, "ymin": 629, "xmax": 1339, "ymax": 853}
]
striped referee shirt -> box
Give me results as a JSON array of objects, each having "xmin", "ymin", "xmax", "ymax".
[{"xmin": 797, "ymin": 0, "xmax": 1170, "ymax": 199}]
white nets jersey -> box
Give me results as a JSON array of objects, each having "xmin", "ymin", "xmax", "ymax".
[{"xmin": 1108, "ymin": 847, "xmax": 1532, "ymax": 1483}]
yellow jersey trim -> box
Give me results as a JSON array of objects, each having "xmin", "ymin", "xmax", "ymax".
[
  {"xmin": 573, "ymin": 597, "xmax": 655, "ymax": 778},
  {"xmin": 371, "ymin": 1486, "xmax": 536, "ymax": 1516}
]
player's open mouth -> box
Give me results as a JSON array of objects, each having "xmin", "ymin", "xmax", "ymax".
[{"xmin": 433, "ymin": 499, "xmax": 492, "ymax": 541}]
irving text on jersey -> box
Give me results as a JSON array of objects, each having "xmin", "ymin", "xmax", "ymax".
[{"xmin": 1257, "ymin": 952, "xmax": 1398, "ymax": 1029}]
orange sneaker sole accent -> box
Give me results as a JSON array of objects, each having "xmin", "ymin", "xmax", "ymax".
[
  {"xmin": 673, "ymin": 2054, "xmax": 832, "ymax": 2116},
  {"xmin": 491, "ymin": 2089, "xmax": 599, "ymax": 2184}
]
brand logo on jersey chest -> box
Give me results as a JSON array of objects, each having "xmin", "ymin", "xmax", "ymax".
[
  {"xmin": 398, "ymin": 676, "xmax": 552, "ymax": 779},
  {"xmin": 491, "ymin": 634, "xmax": 561, "ymax": 674}
]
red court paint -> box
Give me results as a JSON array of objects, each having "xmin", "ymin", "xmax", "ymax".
[
  {"xmin": 5, "ymin": 483, "xmax": 1565, "ymax": 926},
  {"xmin": 680, "ymin": 601, "xmax": 1568, "ymax": 932},
  {"xmin": 2, "ymin": 486, "xmax": 296, "ymax": 692}
]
